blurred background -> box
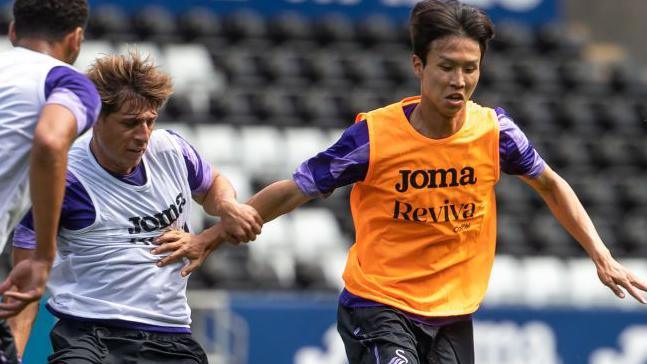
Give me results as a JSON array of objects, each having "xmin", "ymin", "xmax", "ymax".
[{"xmin": 1, "ymin": 0, "xmax": 647, "ymax": 363}]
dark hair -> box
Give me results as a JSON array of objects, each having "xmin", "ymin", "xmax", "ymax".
[
  {"xmin": 13, "ymin": 0, "xmax": 89, "ymax": 40},
  {"xmin": 410, "ymin": 0, "xmax": 495, "ymax": 64},
  {"xmin": 87, "ymin": 52, "xmax": 173, "ymax": 117}
]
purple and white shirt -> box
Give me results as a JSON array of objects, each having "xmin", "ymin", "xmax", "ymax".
[
  {"xmin": 0, "ymin": 47, "xmax": 100, "ymax": 249},
  {"xmin": 13, "ymin": 130, "xmax": 212, "ymax": 333},
  {"xmin": 294, "ymin": 104, "xmax": 545, "ymax": 197},
  {"xmin": 14, "ymin": 130, "xmax": 212, "ymax": 249},
  {"xmin": 292, "ymin": 103, "xmax": 546, "ymax": 324}
]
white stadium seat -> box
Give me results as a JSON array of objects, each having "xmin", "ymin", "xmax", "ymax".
[
  {"xmin": 240, "ymin": 126, "xmax": 285, "ymax": 179},
  {"xmin": 519, "ymin": 256, "xmax": 568, "ymax": 307},
  {"xmin": 164, "ymin": 44, "xmax": 226, "ymax": 114},
  {"xmin": 74, "ymin": 40, "xmax": 114, "ymax": 73},
  {"xmin": 193, "ymin": 124, "xmax": 241, "ymax": 167},
  {"xmin": 283, "ymin": 127, "xmax": 329, "ymax": 176},
  {"xmin": 484, "ymin": 255, "xmax": 522, "ymax": 305}
]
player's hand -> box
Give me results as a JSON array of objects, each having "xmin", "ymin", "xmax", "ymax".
[
  {"xmin": 595, "ymin": 253, "xmax": 647, "ymax": 304},
  {"xmin": 217, "ymin": 200, "xmax": 262, "ymax": 244},
  {"xmin": 0, "ymin": 257, "xmax": 51, "ymax": 318},
  {"xmin": 152, "ymin": 228, "xmax": 225, "ymax": 276}
]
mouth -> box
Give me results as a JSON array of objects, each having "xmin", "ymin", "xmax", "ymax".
[
  {"xmin": 127, "ymin": 147, "xmax": 145, "ymax": 155},
  {"xmin": 445, "ymin": 93, "xmax": 464, "ymax": 107}
]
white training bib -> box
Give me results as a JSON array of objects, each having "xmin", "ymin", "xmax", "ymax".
[
  {"xmin": 47, "ymin": 129, "xmax": 194, "ymax": 328},
  {"xmin": 0, "ymin": 47, "xmax": 76, "ymax": 249}
]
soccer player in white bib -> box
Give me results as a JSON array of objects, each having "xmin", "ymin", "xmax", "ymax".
[
  {"xmin": 10, "ymin": 53, "xmax": 262, "ymax": 363},
  {"xmin": 0, "ymin": 0, "xmax": 100, "ymax": 362}
]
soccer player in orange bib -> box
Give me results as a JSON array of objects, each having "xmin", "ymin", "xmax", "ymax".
[{"xmin": 155, "ymin": 1, "xmax": 647, "ymax": 363}]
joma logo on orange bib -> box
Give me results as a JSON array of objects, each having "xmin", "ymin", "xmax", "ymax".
[
  {"xmin": 393, "ymin": 167, "xmax": 478, "ymax": 223},
  {"xmin": 395, "ymin": 167, "xmax": 477, "ymax": 193}
]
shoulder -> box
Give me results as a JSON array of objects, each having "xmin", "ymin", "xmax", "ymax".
[{"xmin": 45, "ymin": 65, "xmax": 98, "ymax": 98}]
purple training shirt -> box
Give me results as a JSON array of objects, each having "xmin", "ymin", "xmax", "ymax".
[
  {"xmin": 294, "ymin": 104, "xmax": 546, "ymax": 198},
  {"xmin": 45, "ymin": 66, "xmax": 101, "ymax": 135}
]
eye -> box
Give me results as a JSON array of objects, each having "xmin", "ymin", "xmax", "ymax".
[
  {"xmin": 439, "ymin": 64, "xmax": 453, "ymax": 71},
  {"xmin": 464, "ymin": 66, "xmax": 477, "ymax": 73}
]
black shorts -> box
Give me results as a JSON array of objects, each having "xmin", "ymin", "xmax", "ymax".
[
  {"xmin": 0, "ymin": 320, "xmax": 18, "ymax": 364},
  {"xmin": 337, "ymin": 304, "xmax": 474, "ymax": 364},
  {"xmin": 48, "ymin": 319, "xmax": 208, "ymax": 364}
]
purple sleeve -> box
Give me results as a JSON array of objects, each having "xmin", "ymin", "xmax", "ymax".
[
  {"xmin": 12, "ymin": 171, "xmax": 96, "ymax": 249},
  {"xmin": 166, "ymin": 130, "xmax": 214, "ymax": 195},
  {"xmin": 45, "ymin": 66, "xmax": 101, "ymax": 135},
  {"xmin": 496, "ymin": 107, "xmax": 546, "ymax": 178},
  {"xmin": 293, "ymin": 120, "xmax": 369, "ymax": 197}
]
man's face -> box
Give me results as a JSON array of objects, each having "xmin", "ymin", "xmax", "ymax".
[
  {"xmin": 94, "ymin": 102, "xmax": 157, "ymax": 173},
  {"xmin": 413, "ymin": 35, "xmax": 481, "ymax": 118}
]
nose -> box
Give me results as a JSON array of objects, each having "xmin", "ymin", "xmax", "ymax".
[
  {"xmin": 449, "ymin": 69, "xmax": 465, "ymax": 89},
  {"xmin": 133, "ymin": 122, "xmax": 152, "ymax": 143}
]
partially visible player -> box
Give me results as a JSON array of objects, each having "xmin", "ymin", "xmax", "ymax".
[
  {"xmin": 155, "ymin": 1, "xmax": 647, "ymax": 363},
  {"xmin": 10, "ymin": 53, "xmax": 261, "ymax": 363},
  {"xmin": 0, "ymin": 0, "xmax": 99, "ymax": 361}
]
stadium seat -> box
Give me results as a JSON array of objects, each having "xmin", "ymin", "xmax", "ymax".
[
  {"xmin": 483, "ymin": 255, "xmax": 523, "ymax": 305},
  {"xmin": 115, "ymin": 42, "xmax": 165, "ymax": 67},
  {"xmin": 74, "ymin": 40, "xmax": 115, "ymax": 73},
  {"xmin": 290, "ymin": 208, "xmax": 347, "ymax": 266},
  {"xmin": 132, "ymin": 5, "xmax": 179, "ymax": 42},
  {"xmin": 248, "ymin": 216, "xmax": 296, "ymax": 288},
  {"xmin": 164, "ymin": 44, "xmax": 225, "ymax": 115},
  {"xmin": 313, "ymin": 13, "xmax": 355, "ymax": 45},
  {"xmin": 519, "ymin": 256, "xmax": 568, "ymax": 306},
  {"xmin": 529, "ymin": 213, "xmax": 582, "ymax": 256},
  {"xmin": 565, "ymin": 258, "xmax": 619, "ymax": 307},
  {"xmin": 177, "ymin": 7, "xmax": 221, "ymax": 41},
  {"xmin": 222, "ymin": 10, "xmax": 267, "ymax": 43},
  {"xmin": 0, "ymin": 36, "xmax": 11, "ymax": 53},
  {"xmin": 192, "ymin": 124, "xmax": 241, "ymax": 167},
  {"xmin": 497, "ymin": 215, "xmax": 534, "ymax": 256},
  {"xmin": 216, "ymin": 166, "xmax": 253, "ymax": 202},
  {"xmin": 239, "ymin": 126, "xmax": 285, "ymax": 179},
  {"xmin": 283, "ymin": 127, "xmax": 328, "ymax": 177},
  {"xmin": 87, "ymin": 4, "xmax": 132, "ymax": 40},
  {"xmin": 267, "ymin": 12, "xmax": 311, "ymax": 43},
  {"xmin": 355, "ymin": 14, "xmax": 399, "ymax": 47}
]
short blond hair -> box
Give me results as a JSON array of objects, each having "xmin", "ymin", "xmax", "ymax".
[{"xmin": 87, "ymin": 52, "xmax": 173, "ymax": 116}]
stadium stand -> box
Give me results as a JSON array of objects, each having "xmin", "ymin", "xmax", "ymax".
[{"xmin": 1, "ymin": 4, "xmax": 646, "ymax": 304}]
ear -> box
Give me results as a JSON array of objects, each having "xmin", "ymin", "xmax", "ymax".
[
  {"xmin": 8, "ymin": 21, "xmax": 17, "ymax": 45},
  {"xmin": 69, "ymin": 27, "xmax": 84, "ymax": 53},
  {"xmin": 412, "ymin": 54, "xmax": 424, "ymax": 79}
]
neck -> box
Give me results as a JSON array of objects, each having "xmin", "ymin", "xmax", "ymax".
[
  {"xmin": 14, "ymin": 38, "xmax": 67, "ymax": 63},
  {"xmin": 410, "ymin": 99, "xmax": 466, "ymax": 139},
  {"xmin": 90, "ymin": 137, "xmax": 137, "ymax": 175}
]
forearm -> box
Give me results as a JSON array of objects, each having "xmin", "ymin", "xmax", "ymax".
[
  {"xmin": 30, "ymin": 105, "xmax": 76, "ymax": 263},
  {"xmin": 8, "ymin": 302, "xmax": 38, "ymax": 358},
  {"xmin": 246, "ymin": 180, "xmax": 312, "ymax": 223},
  {"xmin": 30, "ymin": 138, "xmax": 69, "ymax": 263},
  {"xmin": 531, "ymin": 172, "xmax": 609, "ymax": 261},
  {"xmin": 8, "ymin": 248, "xmax": 40, "ymax": 356},
  {"xmin": 200, "ymin": 174, "xmax": 237, "ymax": 216}
]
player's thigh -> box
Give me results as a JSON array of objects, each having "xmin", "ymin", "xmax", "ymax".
[
  {"xmin": 107, "ymin": 333, "xmax": 208, "ymax": 364},
  {"xmin": 337, "ymin": 304, "xmax": 420, "ymax": 364},
  {"xmin": 0, "ymin": 320, "xmax": 19, "ymax": 364},
  {"xmin": 425, "ymin": 319, "xmax": 474, "ymax": 364},
  {"xmin": 48, "ymin": 320, "xmax": 104, "ymax": 364}
]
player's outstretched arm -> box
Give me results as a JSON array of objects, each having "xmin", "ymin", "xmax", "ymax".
[
  {"xmin": 246, "ymin": 179, "xmax": 313, "ymax": 223},
  {"xmin": 193, "ymin": 170, "xmax": 262, "ymax": 243},
  {"xmin": 0, "ymin": 104, "xmax": 77, "ymax": 318},
  {"xmin": 6, "ymin": 248, "xmax": 41, "ymax": 359},
  {"xmin": 520, "ymin": 165, "xmax": 647, "ymax": 303},
  {"xmin": 154, "ymin": 179, "xmax": 312, "ymax": 274}
]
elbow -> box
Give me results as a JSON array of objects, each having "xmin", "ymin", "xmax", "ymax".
[{"xmin": 31, "ymin": 133, "xmax": 70, "ymax": 162}]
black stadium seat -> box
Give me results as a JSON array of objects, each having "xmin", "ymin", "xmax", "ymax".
[{"xmin": 177, "ymin": 7, "xmax": 221, "ymax": 41}]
